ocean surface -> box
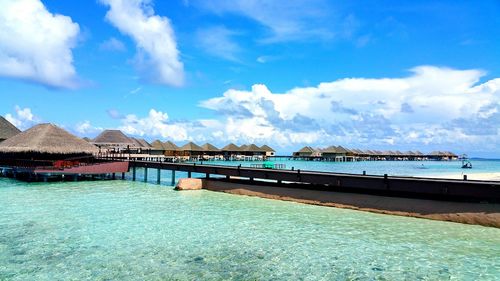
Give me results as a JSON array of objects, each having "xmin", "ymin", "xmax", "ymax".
[
  {"xmin": 1, "ymin": 178, "xmax": 499, "ymax": 280},
  {"xmin": 192, "ymin": 158, "xmax": 500, "ymax": 177}
]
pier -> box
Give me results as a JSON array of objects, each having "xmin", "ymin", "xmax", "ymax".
[{"xmin": 123, "ymin": 159, "xmax": 500, "ymax": 203}]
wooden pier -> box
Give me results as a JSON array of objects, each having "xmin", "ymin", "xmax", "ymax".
[{"xmin": 124, "ymin": 160, "xmax": 500, "ymax": 203}]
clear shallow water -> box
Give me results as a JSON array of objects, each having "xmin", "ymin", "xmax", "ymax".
[
  {"xmin": 1, "ymin": 179, "xmax": 499, "ymax": 280},
  {"xmin": 192, "ymin": 159, "xmax": 500, "ymax": 177}
]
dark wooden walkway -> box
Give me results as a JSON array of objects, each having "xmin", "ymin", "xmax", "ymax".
[{"xmin": 126, "ymin": 160, "xmax": 500, "ymax": 203}]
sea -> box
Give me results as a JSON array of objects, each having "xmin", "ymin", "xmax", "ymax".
[{"xmin": 0, "ymin": 159, "xmax": 499, "ymax": 280}]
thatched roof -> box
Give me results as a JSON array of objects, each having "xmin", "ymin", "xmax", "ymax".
[
  {"xmin": 82, "ymin": 137, "xmax": 91, "ymax": 142},
  {"xmin": 151, "ymin": 140, "xmax": 165, "ymax": 150},
  {"xmin": 239, "ymin": 144, "xmax": 249, "ymax": 151},
  {"xmin": 93, "ymin": 130, "xmax": 133, "ymax": 145},
  {"xmin": 336, "ymin": 146, "xmax": 349, "ymax": 153},
  {"xmin": 245, "ymin": 144, "xmax": 264, "ymax": 152},
  {"xmin": 163, "ymin": 141, "xmax": 179, "ymax": 151},
  {"xmin": 180, "ymin": 142, "xmax": 203, "ymax": 151},
  {"xmin": 201, "ymin": 143, "xmax": 220, "ymax": 152},
  {"xmin": 296, "ymin": 146, "xmax": 314, "ymax": 153},
  {"xmin": 322, "ymin": 146, "xmax": 341, "ymax": 153},
  {"xmin": 137, "ymin": 138, "xmax": 151, "ymax": 148},
  {"xmin": 0, "ymin": 116, "xmax": 21, "ymax": 140},
  {"xmin": 0, "ymin": 123, "xmax": 98, "ymax": 154},
  {"xmin": 260, "ymin": 145, "xmax": 275, "ymax": 152},
  {"xmin": 222, "ymin": 143, "xmax": 241, "ymax": 151}
]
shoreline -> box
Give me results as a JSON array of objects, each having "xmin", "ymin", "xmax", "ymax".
[{"xmin": 193, "ymin": 179, "xmax": 500, "ymax": 228}]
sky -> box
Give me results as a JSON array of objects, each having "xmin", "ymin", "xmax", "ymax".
[{"xmin": 0, "ymin": 0, "xmax": 499, "ymax": 157}]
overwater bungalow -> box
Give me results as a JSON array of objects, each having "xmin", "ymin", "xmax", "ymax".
[
  {"xmin": 163, "ymin": 141, "xmax": 180, "ymax": 157},
  {"xmin": 201, "ymin": 143, "xmax": 221, "ymax": 159},
  {"xmin": 92, "ymin": 129, "xmax": 135, "ymax": 153},
  {"xmin": 293, "ymin": 146, "xmax": 315, "ymax": 157},
  {"xmin": 221, "ymin": 143, "xmax": 242, "ymax": 160},
  {"xmin": 321, "ymin": 146, "xmax": 347, "ymax": 161},
  {"xmin": 240, "ymin": 144, "xmax": 266, "ymax": 160},
  {"xmin": 260, "ymin": 145, "xmax": 275, "ymax": 157},
  {"xmin": 179, "ymin": 142, "xmax": 204, "ymax": 160},
  {"xmin": 0, "ymin": 123, "xmax": 128, "ymax": 181},
  {"xmin": 0, "ymin": 116, "xmax": 21, "ymax": 143}
]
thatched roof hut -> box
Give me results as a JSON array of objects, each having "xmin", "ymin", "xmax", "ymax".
[
  {"xmin": 0, "ymin": 123, "xmax": 98, "ymax": 155},
  {"xmin": 0, "ymin": 116, "xmax": 21, "ymax": 142},
  {"xmin": 93, "ymin": 130, "xmax": 134, "ymax": 146},
  {"xmin": 180, "ymin": 142, "xmax": 204, "ymax": 152},
  {"xmin": 245, "ymin": 144, "xmax": 265, "ymax": 153},
  {"xmin": 163, "ymin": 141, "xmax": 179, "ymax": 151},
  {"xmin": 82, "ymin": 137, "xmax": 91, "ymax": 142},
  {"xmin": 260, "ymin": 145, "xmax": 275, "ymax": 152},
  {"xmin": 151, "ymin": 140, "xmax": 165, "ymax": 150},
  {"xmin": 201, "ymin": 143, "xmax": 220, "ymax": 152},
  {"xmin": 222, "ymin": 143, "xmax": 241, "ymax": 152},
  {"xmin": 239, "ymin": 144, "xmax": 249, "ymax": 151}
]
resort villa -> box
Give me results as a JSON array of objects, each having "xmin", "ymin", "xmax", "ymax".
[{"xmin": 0, "ymin": 116, "xmax": 20, "ymax": 143}]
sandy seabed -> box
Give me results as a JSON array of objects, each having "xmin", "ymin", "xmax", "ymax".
[{"xmin": 198, "ymin": 179, "xmax": 500, "ymax": 228}]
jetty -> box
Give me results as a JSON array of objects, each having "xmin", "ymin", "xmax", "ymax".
[{"xmin": 105, "ymin": 158, "xmax": 500, "ymax": 203}]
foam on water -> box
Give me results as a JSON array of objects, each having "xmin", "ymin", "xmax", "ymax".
[{"xmin": 0, "ymin": 178, "xmax": 499, "ymax": 280}]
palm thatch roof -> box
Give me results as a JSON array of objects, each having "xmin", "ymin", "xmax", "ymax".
[
  {"xmin": 93, "ymin": 130, "xmax": 133, "ymax": 145},
  {"xmin": 260, "ymin": 145, "xmax": 275, "ymax": 152},
  {"xmin": 180, "ymin": 142, "xmax": 204, "ymax": 151},
  {"xmin": 0, "ymin": 116, "xmax": 21, "ymax": 141},
  {"xmin": 322, "ymin": 146, "xmax": 341, "ymax": 154},
  {"xmin": 245, "ymin": 144, "xmax": 264, "ymax": 152},
  {"xmin": 239, "ymin": 144, "xmax": 249, "ymax": 151},
  {"xmin": 137, "ymin": 138, "xmax": 151, "ymax": 148},
  {"xmin": 222, "ymin": 143, "xmax": 241, "ymax": 152},
  {"xmin": 82, "ymin": 137, "xmax": 91, "ymax": 142},
  {"xmin": 163, "ymin": 141, "xmax": 179, "ymax": 151},
  {"xmin": 0, "ymin": 123, "xmax": 98, "ymax": 154},
  {"xmin": 296, "ymin": 146, "xmax": 314, "ymax": 153},
  {"xmin": 201, "ymin": 143, "xmax": 220, "ymax": 152},
  {"xmin": 335, "ymin": 145, "xmax": 349, "ymax": 153},
  {"xmin": 151, "ymin": 140, "xmax": 166, "ymax": 150}
]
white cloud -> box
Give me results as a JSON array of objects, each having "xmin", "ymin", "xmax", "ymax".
[
  {"xmin": 119, "ymin": 109, "xmax": 190, "ymax": 141},
  {"xmin": 75, "ymin": 120, "xmax": 103, "ymax": 135},
  {"xmin": 196, "ymin": 26, "xmax": 241, "ymax": 61},
  {"xmin": 100, "ymin": 0, "xmax": 184, "ymax": 86},
  {"xmin": 195, "ymin": 0, "xmax": 333, "ymax": 42},
  {"xmin": 99, "ymin": 37, "xmax": 126, "ymax": 52},
  {"xmin": 199, "ymin": 66, "xmax": 500, "ymax": 149},
  {"xmin": 0, "ymin": 0, "xmax": 81, "ymax": 89},
  {"xmin": 5, "ymin": 106, "xmax": 39, "ymax": 130}
]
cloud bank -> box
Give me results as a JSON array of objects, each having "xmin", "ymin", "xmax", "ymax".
[
  {"xmin": 101, "ymin": 0, "xmax": 184, "ymax": 86},
  {"xmin": 117, "ymin": 66, "xmax": 499, "ymax": 153},
  {"xmin": 0, "ymin": 0, "xmax": 80, "ymax": 89}
]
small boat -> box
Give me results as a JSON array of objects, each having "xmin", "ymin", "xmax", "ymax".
[{"xmin": 460, "ymin": 154, "xmax": 472, "ymax": 169}]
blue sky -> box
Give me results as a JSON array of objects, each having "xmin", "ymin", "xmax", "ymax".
[{"xmin": 1, "ymin": 0, "xmax": 499, "ymax": 156}]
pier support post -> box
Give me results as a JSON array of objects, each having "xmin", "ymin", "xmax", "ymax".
[
  {"xmin": 171, "ymin": 170, "xmax": 176, "ymax": 186},
  {"xmin": 121, "ymin": 172, "xmax": 125, "ymax": 180},
  {"xmin": 157, "ymin": 169, "xmax": 161, "ymax": 184},
  {"xmin": 132, "ymin": 166, "xmax": 136, "ymax": 181},
  {"xmin": 112, "ymin": 173, "xmax": 116, "ymax": 180},
  {"xmin": 463, "ymin": 175, "xmax": 467, "ymax": 181},
  {"xmin": 144, "ymin": 168, "xmax": 148, "ymax": 182},
  {"xmin": 206, "ymin": 173, "xmax": 210, "ymax": 179},
  {"xmin": 188, "ymin": 171, "xmax": 192, "ymax": 178},
  {"xmin": 73, "ymin": 175, "xmax": 78, "ymax": 181}
]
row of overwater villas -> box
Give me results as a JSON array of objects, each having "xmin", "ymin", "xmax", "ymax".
[
  {"xmin": 87, "ymin": 130, "xmax": 276, "ymax": 161},
  {"xmin": 292, "ymin": 146, "xmax": 458, "ymax": 161}
]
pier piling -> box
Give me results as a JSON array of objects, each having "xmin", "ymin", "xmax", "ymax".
[
  {"xmin": 171, "ymin": 170, "xmax": 176, "ymax": 186},
  {"xmin": 144, "ymin": 168, "xmax": 148, "ymax": 182},
  {"xmin": 132, "ymin": 166, "xmax": 136, "ymax": 181},
  {"xmin": 157, "ymin": 169, "xmax": 161, "ymax": 184}
]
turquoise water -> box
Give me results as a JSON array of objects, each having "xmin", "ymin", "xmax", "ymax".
[
  {"xmin": 193, "ymin": 159, "xmax": 500, "ymax": 177},
  {"xmin": 1, "ymin": 178, "xmax": 499, "ymax": 280}
]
